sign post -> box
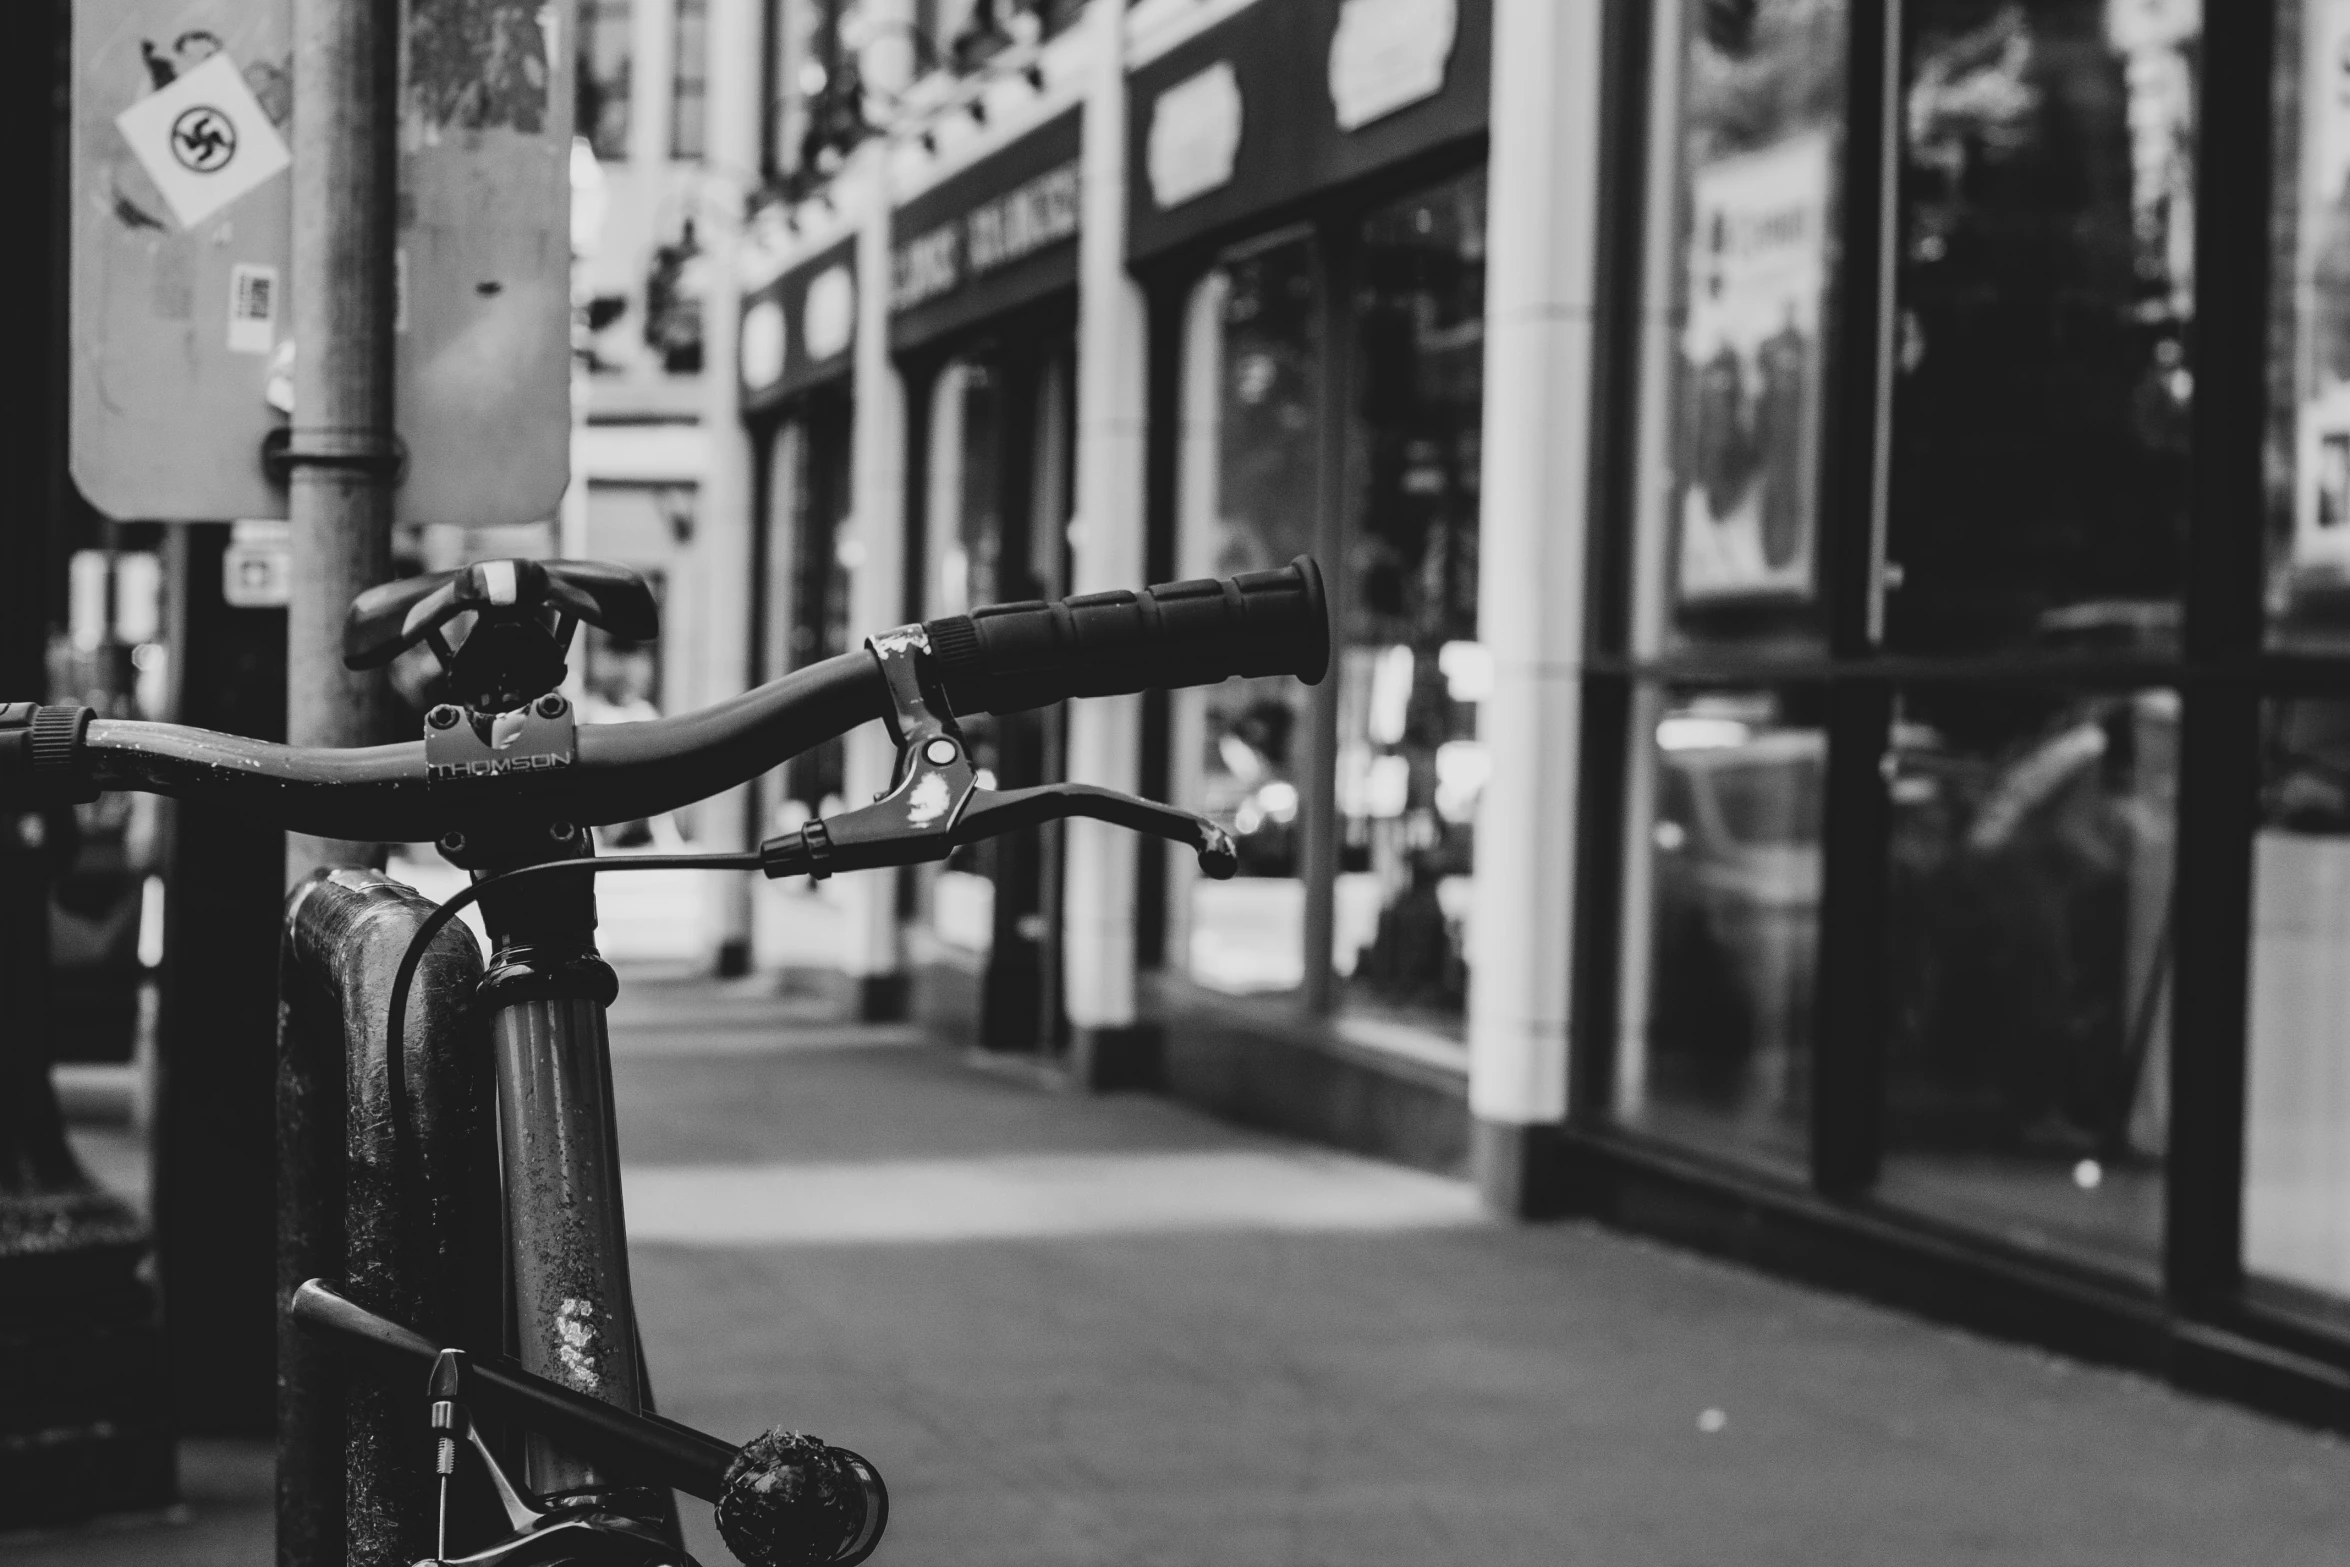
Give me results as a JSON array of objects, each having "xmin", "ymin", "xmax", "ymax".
[{"xmin": 71, "ymin": 0, "xmax": 575, "ymax": 531}]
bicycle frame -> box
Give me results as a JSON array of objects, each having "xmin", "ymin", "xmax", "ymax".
[
  {"xmin": 280, "ymin": 861, "xmax": 680, "ymax": 1564},
  {"xmin": 471, "ymin": 849, "xmax": 661, "ymax": 1507}
]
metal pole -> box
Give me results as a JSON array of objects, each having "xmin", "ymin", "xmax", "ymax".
[{"xmin": 286, "ymin": 0, "xmax": 401, "ymax": 883}]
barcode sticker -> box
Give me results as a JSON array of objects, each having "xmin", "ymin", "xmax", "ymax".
[{"xmin": 228, "ymin": 262, "xmax": 277, "ymax": 354}]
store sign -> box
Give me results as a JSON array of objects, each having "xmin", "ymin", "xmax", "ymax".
[
  {"xmin": 221, "ymin": 520, "xmax": 291, "ymax": 608},
  {"xmin": 1148, "ymin": 61, "xmax": 1244, "ymax": 210},
  {"xmin": 893, "ymin": 159, "xmax": 1080, "ymax": 312},
  {"xmin": 1674, "ymin": 132, "xmax": 1831, "ymax": 606},
  {"xmin": 1126, "ymin": 0, "xmax": 1488, "ymax": 264},
  {"xmin": 739, "ymin": 235, "xmax": 858, "ymax": 414},
  {"xmin": 889, "ymin": 109, "xmax": 1084, "ymax": 351},
  {"xmin": 803, "ymin": 264, "xmax": 857, "ymax": 361},
  {"xmin": 740, "ymin": 299, "xmax": 788, "ymax": 391},
  {"xmin": 1329, "ymin": 0, "xmax": 1459, "ymax": 132}
]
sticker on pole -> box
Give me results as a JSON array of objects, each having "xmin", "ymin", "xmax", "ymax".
[{"xmin": 115, "ymin": 53, "xmax": 291, "ymax": 229}]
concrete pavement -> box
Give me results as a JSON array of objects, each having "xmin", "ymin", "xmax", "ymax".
[{"xmin": 16, "ymin": 969, "xmax": 2350, "ymax": 1565}]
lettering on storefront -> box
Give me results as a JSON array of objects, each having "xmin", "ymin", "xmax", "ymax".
[
  {"xmin": 893, "ymin": 226, "xmax": 962, "ymax": 312},
  {"xmin": 891, "ymin": 158, "xmax": 1081, "ymax": 314}
]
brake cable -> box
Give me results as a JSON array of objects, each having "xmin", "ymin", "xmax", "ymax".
[{"xmin": 382, "ymin": 850, "xmax": 763, "ymax": 1129}]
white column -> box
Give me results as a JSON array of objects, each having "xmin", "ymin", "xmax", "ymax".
[
  {"xmin": 694, "ymin": 0, "xmax": 764, "ymax": 973},
  {"xmin": 841, "ymin": 148, "xmax": 910, "ymax": 1012},
  {"xmin": 1464, "ymin": 0, "xmax": 1608, "ymax": 1208},
  {"xmin": 631, "ymin": 0, "xmax": 678, "ymax": 172},
  {"xmin": 1061, "ymin": 0, "xmax": 1151, "ymax": 1077}
]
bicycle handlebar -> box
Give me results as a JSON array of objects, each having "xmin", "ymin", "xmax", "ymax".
[
  {"xmin": 63, "ymin": 653, "xmax": 885, "ymax": 841},
  {"xmin": 923, "ymin": 556, "xmax": 1327, "ymax": 717},
  {"xmin": 2, "ymin": 558, "xmax": 1329, "ymax": 841}
]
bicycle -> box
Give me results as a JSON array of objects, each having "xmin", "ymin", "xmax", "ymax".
[{"xmin": 0, "ymin": 552, "xmax": 1328, "ymax": 1567}]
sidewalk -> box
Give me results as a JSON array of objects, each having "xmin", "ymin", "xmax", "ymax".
[{"xmin": 19, "ymin": 970, "xmax": 2350, "ymax": 1565}]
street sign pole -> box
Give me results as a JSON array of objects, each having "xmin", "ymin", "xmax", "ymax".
[{"xmin": 284, "ymin": 0, "xmax": 398, "ymax": 880}]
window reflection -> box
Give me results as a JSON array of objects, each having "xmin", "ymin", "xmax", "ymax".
[
  {"xmin": 576, "ymin": 0, "xmax": 632, "ymax": 162},
  {"xmin": 1173, "ymin": 241, "xmax": 1320, "ymax": 995},
  {"xmin": 782, "ymin": 390, "xmax": 855, "ymax": 825},
  {"xmin": 670, "ymin": 0, "xmax": 709, "ymax": 160},
  {"xmin": 2246, "ymin": 699, "xmax": 2350, "ymax": 1315},
  {"xmin": 2269, "ymin": 1, "xmax": 2350, "ymax": 649},
  {"xmin": 1615, "ymin": 689, "xmax": 1824, "ymax": 1170},
  {"xmin": 1885, "ymin": 2, "xmax": 2197, "ymax": 656},
  {"xmin": 1878, "ymin": 687, "xmax": 2175, "ymax": 1270},
  {"xmin": 1336, "ymin": 170, "xmax": 1488, "ymax": 1032}
]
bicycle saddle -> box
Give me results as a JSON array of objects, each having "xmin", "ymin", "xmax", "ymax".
[{"xmin": 343, "ymin": 558, "xmax": 660, "ymax": 671}]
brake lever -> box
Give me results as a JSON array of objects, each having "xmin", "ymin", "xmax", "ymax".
[{"xmin": 758, "ymin": 626, "xmax": 1237, "ymax": 883}]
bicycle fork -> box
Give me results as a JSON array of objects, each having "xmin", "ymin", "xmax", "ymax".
[{"xmin": 467, "ymin": 833, "xmax": 698, "ymax": 1540}]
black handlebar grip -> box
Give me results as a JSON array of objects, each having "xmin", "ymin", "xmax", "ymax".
[
  {"xmin": 922, "ymin": 555, "xmax": 1329, "ymax": 718},
  {"xmin": 0, "ymin": 703, "xmax": 98, "ymax": 806}
]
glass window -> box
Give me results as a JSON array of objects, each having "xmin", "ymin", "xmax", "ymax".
[
  {"xmin": 1883, "ymin": 2, "xmax": 2198, "ymax": 657},
  {"xmin": 921, "ymin": 343, "xmax": 1074, "ymax": 1002},
  {"xmin": 1876, "ymin": 686, "xmax": 2176, "ymax": 1274},
  {"xmin": 1613, "ymin": 687, "xmax": 1825, "ymax": 1172},
  {"xmin": 1171, "ymin": 239, "xmax": 1322, "ymax": 996},
  {"xmin": 1335, "ymin": 170, "xmax": 1488, "ymax": 1035},
  {"xmin": 2245, "ymin": 697, "xmax": 2350, "ymax": 1318},
  {"xmin": 576, "ymin": 0, "xmax": 632, "ymax": 162},
  {"xmin": 782, "ymin": 389, "xmax": 856, "ymax": 822},
  {"xmin": 671, "ymin": 0, "xmax": 709, "ymax": 161},
  {"xmin": 1628, "ymin": 0, "xmax": 1849, "ymax": 660},
  {"xmin": 2269, "ymin": 0, "xmax": 2350, "ymax": 651}
]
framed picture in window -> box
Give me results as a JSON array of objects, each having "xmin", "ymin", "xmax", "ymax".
[{"xmin": 1673, "ymin": 130, "xmax": 1831, "ymax": 608}]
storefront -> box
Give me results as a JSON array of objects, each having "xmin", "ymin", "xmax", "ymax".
[
  {"xmin": 1126, "ymin": 0, "xmax": 1492, "ymax": 1162},
  {"xmin": 724, "ymin": 0, "xmax": 2350, "ymax": 1421},
  {"xmin": 891, "ymin": 108, "xmax": 1085, "ymax": 1051},
  {"xmin": 1530, "ymin": 0, "xmax": 2350, "ymax": 1417}
]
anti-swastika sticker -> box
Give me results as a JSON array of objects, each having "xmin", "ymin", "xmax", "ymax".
[{"xmin": 115, "ymin": 52, "xmax": 290, "ymax": 229}]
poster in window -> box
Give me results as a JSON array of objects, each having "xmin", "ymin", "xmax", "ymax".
[
  {"xmin": 2293, "ymin": 0, "xmax": 2350, "ymax": 583},
  {"xmin": 1674, "ymin": 131, "xmax": 1832, "ymax": 606}
]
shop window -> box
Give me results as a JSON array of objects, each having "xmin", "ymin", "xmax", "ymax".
[
  {"xmin": 2269, "ymin": 0, "xmax": 2350, "ymax": 652},
  {"xmin": 1882, "ymin": 2, "xmax": 2197, "ymax": 657},
  {"xmin": 1336, "ymin": 171, "xmax": 1489, "ymax": 1034},
  {"xmin": 577, "ymin": 0, "xmax": 632, "ymax": 162},
  {"xmin": 2246, "ymin": 697, "xmax": 2350, "ymax": 1318},
  {"xmin": 1627, "ymin": 0, "xmax": 1849, "ymax": 661},
  {"xmin": 920, "ymin": 340, "xmax": 1076, "ymax": 1047},
  {"xmin": 1612, "ymin": 686, "xmax": 1825, "ymax": 1172},
  {"xmin": 671, "ymin": 0, "xmax": 709, "ymax": 161},
  {"xmin": 781, "ymin": 388, "xmax": 857, "ymax": 821},
  {"xmin": 1168, "ymin": 174, "xmax": 1488, "ymax": 1025},
  {"xmin": 1876, "ymin": 685, "xmax": 2176, "ymax": 1274},
  {"xmin": 1171, "ymin": 239, "xmax": 1324, "ymax": 996}
]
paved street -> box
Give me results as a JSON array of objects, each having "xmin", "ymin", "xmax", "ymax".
[{"xmin": 18, "ymin": 970, "xmax": 2350, "ymax": 1566}]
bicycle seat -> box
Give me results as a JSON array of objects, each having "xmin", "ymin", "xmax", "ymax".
[{"xmin": 343, "ymin": 559, "xmax": 660, "ymax": 671}]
